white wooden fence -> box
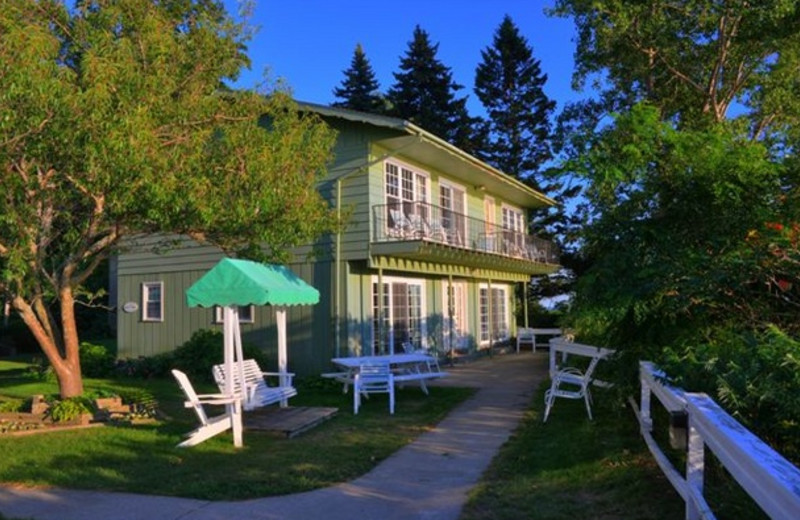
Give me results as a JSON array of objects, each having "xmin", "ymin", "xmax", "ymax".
[{"xmin": 634, "ymin": 361, "xmax": 800, "ymax": 520}]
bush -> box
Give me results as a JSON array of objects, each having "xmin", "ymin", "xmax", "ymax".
[
  {"xmin": 114, "ymin": 353, "xmax": 172, "ymax": 379},
  {"xmin": 79, "ymin": 341, "xmax": 116, "ymax": 378},
  {"xmin": 47, "ymin": 396, "xmax": 93, "ymax": 423},
  {"xmin": 120, "ymin": 329, "xmax": 271, "ymax": 383},
  {"xmin": 660, "ymin": 325, "xmax": 800, "ymax": 464}
]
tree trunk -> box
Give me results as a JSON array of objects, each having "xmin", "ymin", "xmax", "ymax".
[
  {"xmin": 12, "ymin": 291, "xmax": 85, "ymax": 398},
  {"xmin": 58, "ymin": 287, "xmax": 84, "ymax": 398}
]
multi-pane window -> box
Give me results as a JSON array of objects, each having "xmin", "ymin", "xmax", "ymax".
[
  {"xmin": 479, "ymin": 285, "xmax": 509, "ymax": 343},
  {"xmin": 501, "ymin": 205, "xmax": 527, "ymax": 254},
  {"xmin": 385, "ymin": 161, "xmax": 429, "ymax": 229},
  {"xmin": 439, "ymin": 182, "xmax": 466, "ymax": 244},
  {"xmin": 502, "ymin": 205, "xmax": 525, "ymax": 233},
  {"xmin": 372, "ymin": 278, "xmax": 424, "ymax": 354},
  {"xmin": 141, "ymin": 282, "xmax": 163, "ymax": 322},
  {"xmin": 214, "ymin": 305, "xmax": 254, "ymax": 324}
]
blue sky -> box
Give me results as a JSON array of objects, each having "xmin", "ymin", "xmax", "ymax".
[{"xmin": 225, "ymin": 1, "xmax": 581, "ymax": 117}]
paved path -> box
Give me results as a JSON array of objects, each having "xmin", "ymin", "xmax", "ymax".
[{"xmin": 1, "ymin": 353, "xmax": 547, "ymax": 520}]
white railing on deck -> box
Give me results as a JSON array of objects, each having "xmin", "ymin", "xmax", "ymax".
[{"xmin": 635, "ymin": 361, "xmax": 800, "ymax": 520}]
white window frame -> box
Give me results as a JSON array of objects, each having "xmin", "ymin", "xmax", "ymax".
[
  {"xmin": 384, "ymin": 160, "xmax": 430, "ymax": 232},
  {"xmin": 501, "ymin": 204, "xmax": 526, "ymax": 234},
  {"xmin": 439, "ymin": 179, "xmax": 467, "ymax": 244},
  {"xmin": 214, "ymin": 305, "xmax": 255, "ymax": 324},
  {"xmin": 442, "ymin": 280, "xmax": 468, "ymax": 341},
  {"xmin": 371, "ymin": 276, "xmax": 427, "ymax": 353},
  {"xmin": 478, "ymin": 284, "xmax": 510, "ymax": 344},
  {"xmin": 141, "ymin": 281, "xmax": 164, "ymax": 322}
]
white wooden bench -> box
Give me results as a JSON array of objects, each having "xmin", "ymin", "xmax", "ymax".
[{"xmin": 213, "ymin": 359, "xmax": 297, "ymax": 411}]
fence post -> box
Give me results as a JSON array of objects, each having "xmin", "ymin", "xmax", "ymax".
[
  {"xmin": 640, "ymin": 365, "xmax": 652, "ymax": 433},
  {"xmin": 686, "ymin": 414, "xmax": 705, "ymax": 520}
]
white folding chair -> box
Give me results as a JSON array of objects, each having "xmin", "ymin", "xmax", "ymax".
[
  {"xmin": 354, "ymin": 361, "xmax": 395, "ymax": 415},
  {"xmin": 543, "ymin": 356, "xmax": 602, "ymax": 422}
]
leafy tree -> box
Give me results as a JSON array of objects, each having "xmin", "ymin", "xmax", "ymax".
[
  {"xmin": 550, "ymin": 0, "xmax": 800, "ymax": 137},
  {"xmin": 566, "ymin": 104, "xmax": 792, "ymax": 365},
  {"xmin": 0, "ymin": 0, "xmax": 337, "ymax": 398},
  {"xmin": 387, "ymin": 25, "xmax": 479, "ymax": 153},
  {"xmin": 332, "ymin": 43, "xmax": 385, "ymax": 113},
  {"xmin": 474, "ymin": 15, "xmax": 555, "ymax": 187}
]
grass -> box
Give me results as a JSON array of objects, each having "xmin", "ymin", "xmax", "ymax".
[
  {"xmin": 0, "ymin": 360, "xmax": 474, "ymax": 500},
  {"xmin": 461, "ymin": 386, "xmax": 685, "ymax": 520},
  {"xmin": 461, "ymin": 382, "xmax": 771, "ymax": 520}
]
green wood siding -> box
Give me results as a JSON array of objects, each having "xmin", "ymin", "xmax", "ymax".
[
  {"xmin": 117, "ymin": 256, "xmax": 337, "ymax": 376},
  {"xmin": 114, "ymin": 117, "xmax": 542, "ymax": 374}
]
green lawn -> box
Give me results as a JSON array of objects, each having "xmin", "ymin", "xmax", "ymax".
[
  {"xmin": 0, "ymin": 360, "xmax": 474, "ymax": 500},
  {"xmin": 461, "ymin": 383, "xmax": 769, "ymax": 520}
]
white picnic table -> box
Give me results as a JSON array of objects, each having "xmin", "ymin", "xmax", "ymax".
[{"xmin": 325, "ymin": 353, "xmax": 446, "ymax": 395}]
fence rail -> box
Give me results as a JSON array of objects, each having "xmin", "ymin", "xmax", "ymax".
[{"xmin": 635, "ymin": 361, "xmax": 800, "ymax": 520}]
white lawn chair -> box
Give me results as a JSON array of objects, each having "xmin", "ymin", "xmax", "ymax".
[
  {"xmin": 543, "ymin": 356, "xmax": 602, "ymax": 422},
  {"xmin": 389, "ymin": 209, "xmax": 410, "ymax": 238},
  {"xmin": 213, "ymin": 359, "xmax": 297, "ymax": 411},
  {"xmin": 171, "ymin": 369, "xmax": 241, "ymax": 448},
  {"xmin": 354, "ymin": 361, "xmax": 395, "ymax": 415},
  {"xmin": 516, "ymin": 328, "xmax": 535, "ymax": 353}
]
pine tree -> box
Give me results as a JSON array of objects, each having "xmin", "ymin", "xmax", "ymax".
[
  {"xmin": 387, "ymin": 25, "xmax": 478, "ymax": 153},
  {"xmin": 332, "ymin": 43, "xmax": 385, "ymax": 113},
  {"xmin": 475, "ymin": 15, "xmax": 555, "ymax": 188}
]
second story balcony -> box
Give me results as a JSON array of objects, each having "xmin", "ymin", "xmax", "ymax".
[{"xmin": 371, "ymin": 202, "xmax": 559, "ymax": 275}]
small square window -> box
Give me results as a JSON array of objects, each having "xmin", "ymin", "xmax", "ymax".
[
  {"xmin": 141, "ymin": 282, "xmax": 163, "ymax": 322},
  {"xmin": 214, "ymin": 305, "xmax": 254, "ymax": 324}
]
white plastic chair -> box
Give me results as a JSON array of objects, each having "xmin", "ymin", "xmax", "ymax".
[
  {"xmin": 543, "ymin": 356, "xmax": 602, "ymax": 422},
  {"xmin": 516, "ymin": 328, "xmax": 535, "ymax": 353},
  {"xmin": 354, "ymin": 361, "xmax": 395, "ymax": 415},
  {"xmin": 171, "ymin": 369, "xmax": 240, "ymax": 448}
]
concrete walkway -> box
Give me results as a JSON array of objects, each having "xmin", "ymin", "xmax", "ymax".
[{"xmin": 0, "ymin": 352, "xmax": 547, "ymax": 520}]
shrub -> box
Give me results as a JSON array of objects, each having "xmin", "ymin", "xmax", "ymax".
[
  {"xmin": 0, "ymin": 399, "xmax": 24, "ymax": 413},
  {"xmin": 170, "ymin": 329, "xmax": 269, "ymax": 382},
  {"xmin": 115, "ymin": 353, "xmax": 172, "ymax": 379},
  {"xmin": 660, "ymin": 325, "xmax": 800, "ymax": 464},
  {"xmin": 79, "ymin": 341, "xmax": 116, "ymax": 378},
  {"xmin": 47, "ymin": 397, "xmax": 93, "ymax": 423}
]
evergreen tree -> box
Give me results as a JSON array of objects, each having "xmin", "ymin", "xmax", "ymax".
[
  {"xmin": 332, "ymin": 43, "xmax": 385, "ymax": 113},
  {"xmin": 387, "ymin": 25, "xmax": 478, "ymax": 153},
  {"xmin": 475, "ymin": 15, "xmax": 555, "ymax": 188}
]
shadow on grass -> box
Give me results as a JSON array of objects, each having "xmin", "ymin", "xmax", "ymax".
[
  {"xmin": 0, "ymin": 384, "xmax": 474, "ymax": 501},
  {"xmin": 461, "ymin": 385, "xmax": 685, "ymax": 520}
]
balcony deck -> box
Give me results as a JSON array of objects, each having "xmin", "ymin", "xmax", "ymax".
[{"xmin": 371, "ymin": 202, "xmax": 559, "ymax": 277}]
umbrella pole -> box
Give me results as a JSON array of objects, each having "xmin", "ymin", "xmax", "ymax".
[
  {"xmin": 277, "ymin": 307, "xmax": 288, "ymax": 407},
  {"xmin": 224, "ymin": 306, "xmax": 243, "ymax": 448}
]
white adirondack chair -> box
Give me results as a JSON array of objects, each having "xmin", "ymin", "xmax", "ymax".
[
  {"xmin": 171, "ymin": 369, "xmax": 241, "ymax": 448},
  {"xmin": 354, "ymin": 361, "xmax": 395, "ymax": 415},
  {"xmin": 212, "ymin": 359, "xmax": 297, "ymax": 411},
  {"xmin": 543, "ymin": 356, "xmax": 602, "ymax": 422}
]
